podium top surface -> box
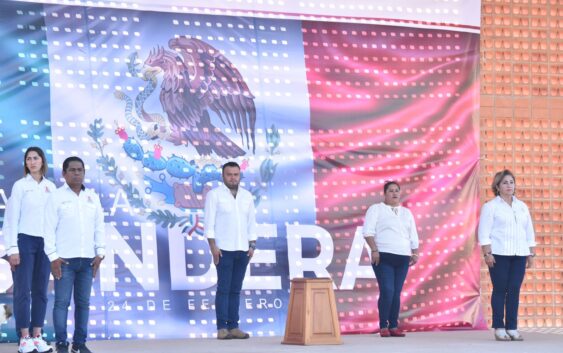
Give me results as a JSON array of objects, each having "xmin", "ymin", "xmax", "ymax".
[{"xmin": 290, "ymin": 277, "xmax": 333, "ymax": 283}]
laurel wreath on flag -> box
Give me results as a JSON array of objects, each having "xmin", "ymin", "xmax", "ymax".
[{"xmin": 88, "ymin": 118, "xmax": 279, "ymax": 235}]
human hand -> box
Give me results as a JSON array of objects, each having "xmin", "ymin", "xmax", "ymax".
[
  {"xmin": 247, "ymin": 247, "xmax": 255, "ymax": 259},
  {"xmin": 211, "ymin": 246, "xmax": 222, "ymax": 265},
  {"xmin": 8, "ymin": 254, "xmax": 20, "ymax": 272},
  {"xmin": 371, "ymin": 250, "xmax": 380, "ymax": 265},
  {"xmin": 484, "ymin": 253, "xmax": 495, "ymax": 268},
  {"xmin": 51, "ymin": 258, "xmax": 68, "ymax": 280},
  {"xmin": 91, "ymin": 256, "xmax": 104, "ymax": 278},
  {"xmin": 526, "ymin": 256, "xmax": 534, "ymax": 269}
]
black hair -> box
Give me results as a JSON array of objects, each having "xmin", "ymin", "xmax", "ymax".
[
  {"xmin": 222, "ymin": 161, "xmax": 240, "ymax": 173},
  {"xmin": 23, "ymin": 146, "xmax": 48, "ymax": 176},
  {"xmin": 62, "ymin": 156, "xmax": 85, "ymax": 172},
  {"xmin": 383, "ymin": 180, "xmax": 400, "ymax": 193}
]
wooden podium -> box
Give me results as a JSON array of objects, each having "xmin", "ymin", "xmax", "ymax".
[{"xmin": 282, "ymin": 278, "xmax": 342, "ymax": 345}]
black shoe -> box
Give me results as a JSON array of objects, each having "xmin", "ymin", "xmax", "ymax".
[
  {"xmin": 56, "ymin": 342, "xmax": 69, "ymax": 353},
  {"xmin": 70, "ymin": 344, "xmax": 92, "ymax": 353}
]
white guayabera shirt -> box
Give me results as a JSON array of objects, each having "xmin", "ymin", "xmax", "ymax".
[{"xmin": 478, "ymin": 195, "xmax": 536, "ymax": 256}]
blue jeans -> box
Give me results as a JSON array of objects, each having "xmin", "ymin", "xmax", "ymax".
[
  {"xmin": 215, "ymin": 250, "xmax": 249, "ymax": 330},
  {"xmin": 372, "ymin": 252, "xmax": 410, "ymax": 329},
  {"xmin": 53, "ymin": 258, "xmax": 94, "ymax": 345},
  {"xmin": 488, "ymin": 255, "xmax": 527, "ymax": 330},
  {"xmin": 13, "ymin": 234, "xmax": 51, "ymax": 331}
]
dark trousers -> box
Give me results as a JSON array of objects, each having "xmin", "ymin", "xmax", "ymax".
[
  {"xmin": 13, "ymin": 234, "xmax": 51, "ymax": 332},
  {"xmin": 215, "ymin": 250, "xmax": 249, "ymax": 330},
  {"xmin": 488, "ymin": 255, "xmax": 527, "ymax": 330},
  {"xmin": 372, "ymin": 252, "xmax": 410, "ymax": 329},
  {"xmin": 53, "ymin": 258, "xmax": 94, "ymax": 345}
]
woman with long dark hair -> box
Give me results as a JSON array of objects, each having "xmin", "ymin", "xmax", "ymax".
[{"xmin": 3, "ymin": 147, "xmax": 55, "ymax": 353}]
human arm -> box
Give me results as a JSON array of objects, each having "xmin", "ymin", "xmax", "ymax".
[
  {"xmin": 43, "ymin": 193, "xmax": 66, "ymax": 278},
  {"xmin": 2, "ymin": 204, "xmax": 20, "ymax": 271},
  {"xmin": 43, "ymin": 193, "xmax": 59, "ymax": 262},
  {"xmin": 408, "ymin": 210, "xmax": 420, "ymax": 266},
  {"xmin": 363, "ymin": 205, "xmax": 380, "ymax": 265},
  {"xmin": 247, "ymin": 193, "xmax": 257, "ymax": 258},
  {"xmin": 207, "ymin": 238, "xmax": 221, "ymax": 265},
  {"xmin": 478, "ymin": 202, "xmax": 495, "ymax": 267},
  {"xmin": 523, "ymin": 204, "xmax": 536, "ymax": 268},
  {"xmin": 4, "ymin": 182, "xmax": 23, "ymax": 269},
  {"xmin": 365, "ymin": 236, "xmax": 379, "ymax": 265},
  {"xmin": 91, "ymin": 193, "xmax": 106, "ymax": 278},
  {"xmin": 204, "ymin": 191, "xmax": 221, "ymax": 264}
]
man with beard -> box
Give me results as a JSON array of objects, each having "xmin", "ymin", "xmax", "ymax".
[{"xmin": 204, "ymin": 161, "xmax": 256, "ymax": 340}]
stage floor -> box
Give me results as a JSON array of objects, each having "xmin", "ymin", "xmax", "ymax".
[{"xmin": 0, "ymin": 329, "xmax": 561, "ymax": 353}]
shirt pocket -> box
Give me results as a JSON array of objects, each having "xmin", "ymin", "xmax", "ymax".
[
  {"xmin": 240, "ymin": 198, "xmax": 253, "ymax": 214},
  {"xmin": 82, "ymin": 202, "xmax": 97, "ymax": 221},
  {"xmin": 21, "ymin": 187, "xmax": 41, "ymax": 207},
  {"xmin": 218, "ymin": 199, "xmax": 233, "ymax": 213},
  {"xmin": 59, "ymin": 202, "xmax": 75, "ymax": 218},
  {"xmin": 514, "ymin": 207, "xmax": 528, "ymax": 227}
]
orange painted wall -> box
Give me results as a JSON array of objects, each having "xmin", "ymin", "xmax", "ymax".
[{"xmin": 480, "ymin": 0, "xmax": 562, "ymax": 328}]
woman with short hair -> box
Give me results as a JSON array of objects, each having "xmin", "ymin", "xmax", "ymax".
[{"xmin": 478, "ymin": 169, "xmax": 536, "ymax": 341}]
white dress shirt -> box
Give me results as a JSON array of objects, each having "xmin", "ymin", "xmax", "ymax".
[
  {"xmin": 363, "ymin": 203, "xmax": 419, "ymax": 256},
  {"xmin": 43, "ymin": 183, "xmax": 106, "ymax": 261},
  {"xmin": 204, "ymin": 184, "xmax": 257, "ymax": 251},
  {"xmin": 478, "ymin": 195, "xmax": 536, "ymax": 256},
  {"xmin": 2, "ymin": 174, "xmax": 56, "ymax": 255}
]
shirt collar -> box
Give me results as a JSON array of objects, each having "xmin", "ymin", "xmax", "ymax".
[
  {"xmin": 63, "ymin": 182, "xmax": 86, "ymax": 192},
  {"xmin": 496, "ymin": 195, "xmax": 515, "ymax": 203},
  {"xmin": 496, "ymin": 195, "xmax": 524, "ymax": 210},
  {"xmin": 24, "ymin": 173, "xmax": 44, "ymax": 183},
  {"xmin": 220, "ymin": 183, "xmax": 239, "ymax": 193}
]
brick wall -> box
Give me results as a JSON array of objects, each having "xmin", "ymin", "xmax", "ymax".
[{"xmin": 480, "ymin": 0, "xmax": 562, "ymax": 328}]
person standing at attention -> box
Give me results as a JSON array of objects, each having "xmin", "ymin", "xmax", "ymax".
[
  {"xmin": 478, "ymin": 170, "xmax": 535, "ymax": 341},
  {"xmin": 3, "ymin": 147, "xmax": 56, "ymax": 353},
  {"xmin": 204, "ymin": 161, "xmax": 257, "ymax": 340},
  {"xmin": 363, "ymin": 181, "xmax": 419, "ymax": 337},
  {"xmin": 43, "ymin": 157, "xmax": 106, "ymax": 353}
]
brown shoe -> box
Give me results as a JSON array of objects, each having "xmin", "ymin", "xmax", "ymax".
[
  {"xmin": 380, "ymin": 328, "xmax": 390, "ymax": 337},
  {"xmin": 217, "ymin": 329, "xmax": 233, "ymax": 340},
  {"xmin": 229, "ymin": 328, "xmax": 250, "ymax": 339},
  {"xmin": 389, "ymin": 328, "xmax": 406, "ymax": 337}
]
